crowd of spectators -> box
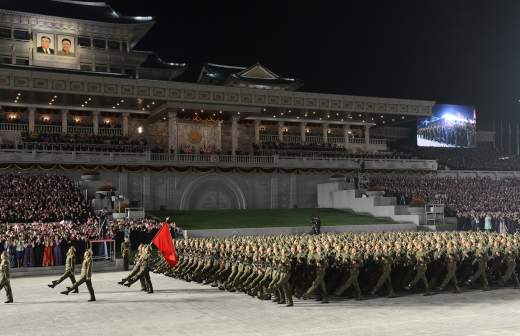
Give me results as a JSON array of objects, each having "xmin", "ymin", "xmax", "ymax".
[
  {"xmin": 0, "ymin": 174, "xmax": 90, "ymax": 224},
  {"xmin": 0, "ymin": 218, "xmax": 163, "ymax": 268},
  {"xmin": 368, "ymin": 174, "xmax": 520, "ymax": 231},
  {"xmin": 20, "ymin": 133, "xmax": 148, "ymax": 152},
  {"xmin": 253, "ymin": 142, "xmax": 412, "ymax": 159}
]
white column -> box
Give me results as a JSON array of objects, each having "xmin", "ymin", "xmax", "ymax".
[
  {"xmin": 254, "ymin": 119, "xmax": 261, "ymax": 145},
  {"xmin": 364, "ymin": 125, "xmax": 370, "ymax": 150},
  {"xmin": 92, "ymin": 111, "xmax": 99, "ymax": 135},
  {"xmin": 122, "ymin": 112, "xmax": 129, "ymax": 136},
  {"xmin": 216, "ymin": 121, "xmax": 222, "ymax": 151},
  {"xmin": 168, "ymin": 111, "xmax": 178, "ymax": 152},
  {"xmin": 231, "ymin": 114, "xmax": 239, "ymax": 156},
  {"xmin": 322, "ymin": 123, "xmax": 329, "ymax": 144},
  {"xmin": 300, "ymin": 122, "xmax": 306, "ymax": 144},
  {"xmin": 61, "ymin": 109, "xmax": 68, "ymax": 134},
  {"xmin": 28, "ymin": 107, "xmax": 35, "ymax": 133},
  {"xmin": 344, "ymin": 125, "xmax": 350, "ymax": 149},
  {"xmin": 277, "ymin": 121, "xmax": 284, "ymax": 142}
]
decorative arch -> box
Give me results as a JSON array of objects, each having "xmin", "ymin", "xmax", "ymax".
[{"xmin": 178, "ymin": 174, "xmax": 247, "ymax": 210}]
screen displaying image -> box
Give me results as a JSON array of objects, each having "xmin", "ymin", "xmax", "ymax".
[
  {"xmin": 36, "ymin": 33, "xmax": 55, "ymax": 55},
  {"xmin": 417, "ymin": 104, "xmax": 476, "ymax": 148}
]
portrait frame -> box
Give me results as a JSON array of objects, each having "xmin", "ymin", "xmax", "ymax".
[
  {"xmin": 57, "ymin": 35, "xmax": 76, "ymax": 57},
  {"xmin": 36, "ymin": 33, "xmax": 55, "ymax": 55}
]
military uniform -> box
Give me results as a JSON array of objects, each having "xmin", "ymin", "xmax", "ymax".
[
  {"xmin": 0, "ymin": 252, "xmax": 13, "ymax": 303},
  {"xmin": 48, "ymin": 246, "xmax": 78, "ymax": 292},
  {"xmin": 61, "ymin": 250, "xmax": 95, "ymax": 302}
]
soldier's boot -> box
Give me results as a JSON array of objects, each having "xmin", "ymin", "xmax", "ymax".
[
  {"xmin": 72, "ymin": 288, "xmax": 79, "ymax": 294},
  {"xmin": 117, "ymin": 279, "xmax": 127, "ymax": 285},
  {"xmin": 88, "ymin": 295, "xmax": 96, "ymax": 302},
  {"xmin": 482, "ymin": 277, "xmax": 490, "ymax": 291},
  {"xmin": 48, "ymin": 280, "xmax": 58, "ymax": 288}
]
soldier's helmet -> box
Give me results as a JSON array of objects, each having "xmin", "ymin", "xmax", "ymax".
[
  {"xmin": 68, "ymin": 246, "xmax": 76, "ymax": 254},
  {"xmin": 85, "ymin": 249, "xmax": 93, "ymax": 257}
]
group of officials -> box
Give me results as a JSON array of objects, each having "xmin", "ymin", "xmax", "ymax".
[{"xmin": 4, "ymin": 230, "xmax": 520, "ymax": 306}]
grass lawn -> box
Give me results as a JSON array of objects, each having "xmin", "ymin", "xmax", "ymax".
[{"xmin": 148, "ymin": 208, "xmax": 396, "ymax": 230}]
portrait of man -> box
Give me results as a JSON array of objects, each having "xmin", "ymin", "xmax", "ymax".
[
  {"xmin": 57, "ymin": 36, "xmax": 75, "ymax": 57},
  {"xmin": 36, "ymin": 34, "xmax": 54, "ymax": 54}
]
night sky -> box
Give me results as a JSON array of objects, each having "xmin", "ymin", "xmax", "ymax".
[{"xmin": 109, "ymin": 0, "xmax": 520, "ymax": 125}]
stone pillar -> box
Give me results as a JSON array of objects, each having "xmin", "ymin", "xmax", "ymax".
[
  {"xmin": 122, "ymin": 112, "xmax": 129, "ymax": 136},
  {"xmin": 277, "ymin": 121, "xmax": 284, "ymax": 143},
  {"xmin": 231, "ymin": 114, "xmax": 240, "ymax": 156},
  {"xmin": 322, "ymin": 123, "xmax": 329, "ymax": 144},
  {"xmin": 364, "ymin": 125, "xmax": 370, "ymax": 150},
  {"xmin": 92, "ymin": 111, "xmax": 99, "ymax": 135},
  {"xmin": 343, "ymin": 125, "xmax": 351, "ymax": 149},
  {"xmin": 28, "ymin": 107, "xmax": 35, "ymax": 133},
  {"xmin": 300, "ymin": 122, "xmax": 306, "ymax": 144},
  {"xmin": 61, "ymin": 109, "xmax": 68, "ymax": 134},
  {"xmin": 253, "ymin": 119, "xmax": 261, "ymax": 145},
  {"xmin": 216, "ymin": 121, "xmax": 223, "ymax": 151},
  {"xmin": 168, "ymin": 111, "xmax": 178, "ymax": 153}
]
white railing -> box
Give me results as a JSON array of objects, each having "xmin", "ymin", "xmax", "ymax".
[
  {"xmin": 348, "ymin": 137, "xmax": 365, "ymax": 144},
  {"xmin": 19, "ymin": 142, "xmax": 147, "ymax": 152},
  {"xmin": 35, "ymin": 124, "xmax": 62, "ymax": 134},
  {"xmin": 369, "ymin": 138, "xmax": 386, "ymax": 145},
  {"xmin": 283, "ymin": 135, "xmax": 301, "ymax": 143},
  {"xmin": 0, "ymin": 123, "xmax": 28, "ymax": 132},
  {"xmin": 68, "ymin": 126, "xmax": 94, "ymax": 135},
  {"xmin": 328, "ymin": 137, "xmax": 345, "ymax": 144},
  {"xmin": 259, "ymin": 134, "xmax": 279, "ymax": 142},
  {"xmin": 0, "ymin": 148, "xmax": 438, "ymax": 170},
  {"xmin": 305, "ymin": 136, "xmax": 322, "ymax": 144},
  {"xmin": 98, "ymin": 127, "xmax": 123, "ymax": 136}
]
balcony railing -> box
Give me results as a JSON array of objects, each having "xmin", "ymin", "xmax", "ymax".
[
  {"xmin": 259, "ymin": 134, "xmax": 279, "ymax": 142},
  {"xmin": 0, "ymin": 123, "xmax": 28, "ymax": 132},
  {"xmin": 99, "ymin": 127, "xmax": 123, "ymax": 136},
  {"xmin": 35, "ymin": 124, "xmax": 62, "ymax": 134},
  {"xmin": 18, "ymin": 142, "xmax": 147, "ymax": 153},
  {"xmin": 68, "ymin": 126, "xmax": 94, "ymax": 135},
  {"xmin": 328, "ymin": 136, "xmax": 345, "ymax": 144},
  {"xmin": 0, "ymin": 147, "xmax": 438, "ymax": 170}
]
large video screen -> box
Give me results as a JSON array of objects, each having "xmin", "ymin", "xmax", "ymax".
[{"xmin": 417, "ymin": 104, "xmax": 476, "ymax": 148}]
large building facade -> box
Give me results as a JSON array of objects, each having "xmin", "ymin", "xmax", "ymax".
[{"xmin": 0, "ymin": 1, "xmax": 438, "ymax": 210}]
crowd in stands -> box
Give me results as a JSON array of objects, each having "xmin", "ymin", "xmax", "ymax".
[
  {"xmin": 412, "ymin": 143, "xmax": 520, "ymax": 171},
  {"xmin": 20, "ymin": 133, "xmax": 149, "ymax": 152},
  {"xmin": 253, "ymin": 142, "xmax": 412, "ymax": 159},
  {"xmin": 0, "ymin": 218, "xmax": 163, "ymax": 268},
  {"xmin": 369, "ymin": 174, "xmax": 520, "ymax": 231},
  {"xmin": 0, "ymin": 174, "xmax": 89, "ymax": 223}
]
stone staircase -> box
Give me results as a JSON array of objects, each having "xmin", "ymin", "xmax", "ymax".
[{"xmin": 318, "ymin": 182, "xmax": 425, "ymax": 226}]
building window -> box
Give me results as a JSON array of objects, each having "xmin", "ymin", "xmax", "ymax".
[
  {"xmin": 78, "ymin": 36, "xmax": 91, "ymax": 47},
  {"xmin": 107, "ymin": 40, "xmax": 120, "ymax": 50},
  {"xmin": 15, "ymin": 58, "xmax": 29, "ymax": 66},
  {"xmin": 80, "ymin": 63, "xmax": 92, "ymax": 71},
  {"xmin": 0, "ymin": 27, "xmax": 11, "ymax": 39},
  {"xmin": 110, "ymin": 67, "xmax": 122, "ymax": 74},
  {"xmin": 95, "ymin": 64, "xmax": 107, "ymax": 72},
  {"xmin": 93, "ymin": 38, "xmax": 106, "ymax": 49},
  {"xmin": 13, "ymin": 30, "xmax": 30, "ymax": 41},
  {"xmin": 0, "ymin": 55, "xmax": 11, "ymax": 64}
]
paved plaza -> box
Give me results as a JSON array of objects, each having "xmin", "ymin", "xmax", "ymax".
[{"xmin": 2, "ymin": 271, "xmax": 520, "ymax": 336}]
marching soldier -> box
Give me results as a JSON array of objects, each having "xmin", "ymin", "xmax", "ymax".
[
  {"xmin": 121, "ymin": 236, "xmax": 131, "ymax": 271},
  {"xmin": 124, "ymin": 245, "xmax": 154, "ymax": 293},
  {"xmin": 0, "ymin": 251, "xmax": 13, "ymax": 303},
  {"xmin": 60, "ymin": 249, "xmax": 96, "ymax": 302},
  {"xmin": 48, "ymin": 246, "xmax": 78, "ymax": 292}
]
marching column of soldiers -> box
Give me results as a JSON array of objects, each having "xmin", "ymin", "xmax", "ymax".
[
  {"xmin": 150, "ymin": 231, "xmax": 520, "ymax": 307},
  {"xmin": 417, "ymin": 121, "xmax": 475, "ymax": 147}
]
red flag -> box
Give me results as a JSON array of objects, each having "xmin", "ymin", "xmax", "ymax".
[{"xmin": 152, "ymin": 223, "xmax": 178, "ymax": 267}]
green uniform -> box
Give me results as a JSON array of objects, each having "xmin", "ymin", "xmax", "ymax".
[{"xmin": 0, "ymin": 254, "xmax": 13, "ymax": 303}]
